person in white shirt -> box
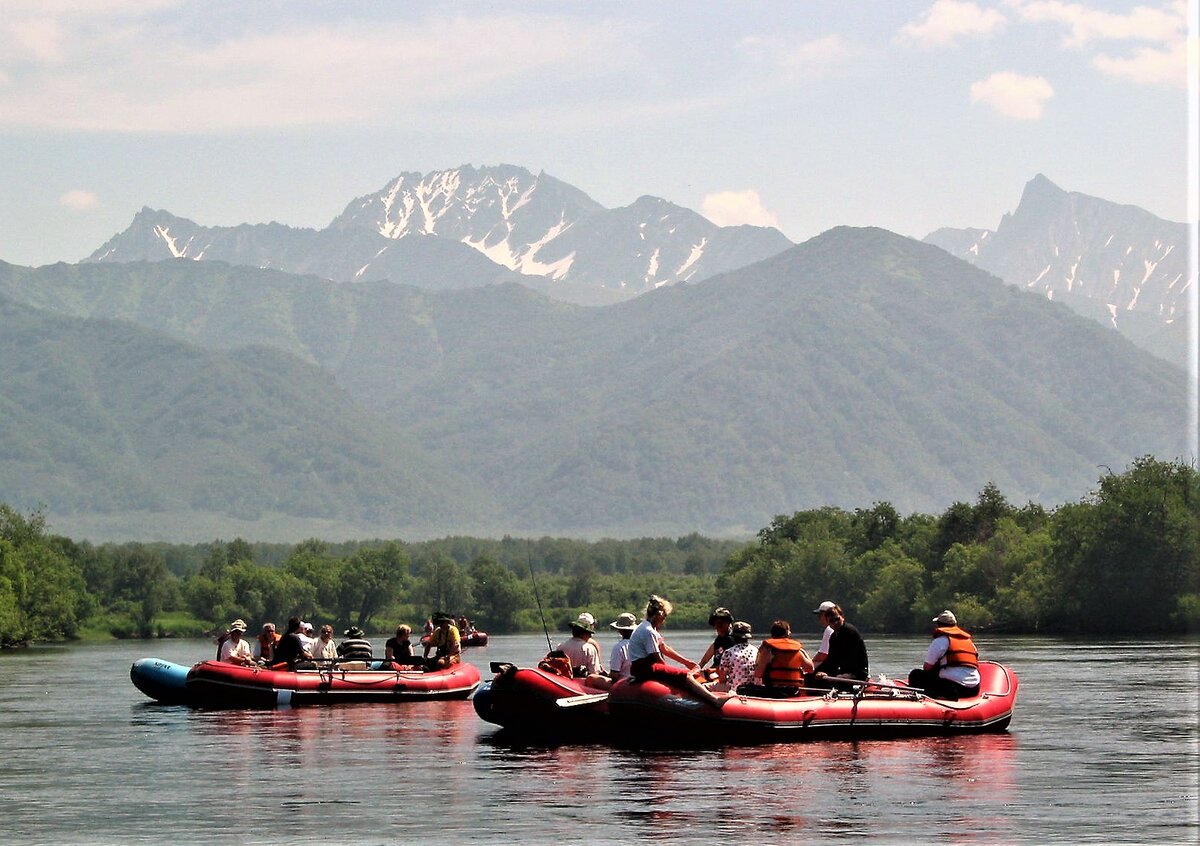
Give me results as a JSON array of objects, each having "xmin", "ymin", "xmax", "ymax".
[
  {"xmin": 218, "ymin": 619, "xmax": 255, "ymax": 666},
  {"xmin": 556, "ymin": 613, "xmax": 604, "ymax": 676},
  {"xmin": 628, "ymin": 595, "xmax": 727, "ymax": 709},
  {"xmin": 310, "ymin": 624, "xmax": 338, "ymax": 662},
  {"xmin": 607, "ymin": 612, "xmax": 638, "ymax": 680}
]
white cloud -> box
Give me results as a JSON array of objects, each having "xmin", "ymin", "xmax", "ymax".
[
  {"xmin": 0, "ymin": 12, "xmax": 627, "ymax": 132},
  {"xmin": 1093, "ymin": 37, "xmax": 1194, "ymax": 86},
  {"xmin": 970, "ymin": 71, "xmax": 1055, "ymax": 119},
  {"xmin": 58, "ymin": 189, "xmax": 98, "ymax": 211},
  {"xmin": 736, "ymin": 33, "xmax": 854, "ymax": 77},
  {"xmin": 701, "ymin": 190, "xmax": 780, "ymax": 228},
  {"xmin": 1009, "ymin": 0, "xmax": 1185, "ymax": 47},
  {"xmin": 897, "ymin": 1, "xmax": 1007, "ymax": 48}
]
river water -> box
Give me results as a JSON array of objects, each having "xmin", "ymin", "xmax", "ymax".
[{"xmin": 1, "ymin": 633, "xmax": 1196, "ymax": 844}]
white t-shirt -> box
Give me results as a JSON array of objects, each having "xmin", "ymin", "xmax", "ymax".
[
  {"xmin": 609, "ymin": 638, "xmax": 632, "ymax": 679},
  {"xmin": 557, "ymin": 635, "xmax": 603, "ymax": 674},
  {"xmin": 818, "ymin": 625, "xmax": 833, "ymax": 655},
  {"xmin": 310, "ymin": 638, "xmax": 337, "ymax": 661},
  {"xmin": 924, "ymin": 636, "xmax": 981, "ymax": 687},
  {"xmin": 628, "ymin": 620, "xmax": 665, "ymax": 663},
  {"xmin": 297, "ymin": 633, "xmax": 316, "ymax": 654},
  {"xmin": 220, "ymin": 636, "xmax": 253, "ymax": 664}
]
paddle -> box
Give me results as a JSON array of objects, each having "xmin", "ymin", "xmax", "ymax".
[{"xmin": 555, "ymin": 692, "xmax": 609, "ymax": 708}]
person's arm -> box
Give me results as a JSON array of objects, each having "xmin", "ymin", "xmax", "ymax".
[
  {"xmin": 799, "ymin": 647, "xmax": 815, "ymax": 675},
  {"xmin": 385, "ymin": 642, "xmax": 396, "ymax": 661},
  {"xmin": 923, "ymin": 637, "xmax": 948, "ymax": 671},
  {"xmin": 753, "ymin": 645, "xmax": 770, "ymax": 682},
  {"xmin": 661, "ymin": 642, "xmax": 697, "ymax": 670},
  {"xmin": 699, "ymin": 644, "xmax": 716, "ymax": 668}
]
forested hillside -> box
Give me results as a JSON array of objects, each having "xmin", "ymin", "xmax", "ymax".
[{"xmin": 0, "ymin": 227, "xmax": 1188, "ymax": 539}]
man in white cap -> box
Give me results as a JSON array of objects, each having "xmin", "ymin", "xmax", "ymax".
[
  {"xmin": 810, "ymin": 600, "xmax": 838, "ymax": 669},
  {"xmin": 556, "ymin": 612, "xmax": 604, "ymax": 677},
  {"xmin": 218, "ymin": 619, "xmax": 256, "ymax": 666},
  {"xmin": 908, "ymin": 610, "xmax": 981, "ymax": 700}
]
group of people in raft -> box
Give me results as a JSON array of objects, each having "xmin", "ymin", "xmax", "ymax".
[
  {"xmin": 540, "ymin": 595, "xmax": 981, "ymax": 707},
  {"xmin": 214, "ymin": 612, "xmax": 467, "ymax": 672}
]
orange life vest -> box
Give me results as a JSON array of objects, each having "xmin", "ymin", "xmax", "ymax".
[
  {"xmin": 933, "ymin": 626, "xmax": 978, "ymax": 668},
  {"xmin": 538, "ymin": 653, "xmax": 573, "ymax": 679},
  {"xmin": 762, "ymin": 637, "xmax": 805, "ymax": 686}
]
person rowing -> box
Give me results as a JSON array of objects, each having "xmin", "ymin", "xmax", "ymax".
[{"xmin": 628, "ymin": 595, "xmax": 727, "ymax": 709}]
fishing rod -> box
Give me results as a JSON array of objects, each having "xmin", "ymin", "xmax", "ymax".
[{"xmin": 526, "ymin": 539, "xmax": 553, "ymax": 653}]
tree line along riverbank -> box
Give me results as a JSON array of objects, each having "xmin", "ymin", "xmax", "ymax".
[{"xmin": 2, "ymin": 456, "xmax": 1196, "ymax": 647}]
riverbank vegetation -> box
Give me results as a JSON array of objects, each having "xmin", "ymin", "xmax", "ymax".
[{"xmin": 2, "ymin": 457, "xmax": 1195, "ymax": 646}]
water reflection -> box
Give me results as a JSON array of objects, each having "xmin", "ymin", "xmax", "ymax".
[{"xmin": 3, "ymin": 636, "xmax": 1197, "ymax": 844}]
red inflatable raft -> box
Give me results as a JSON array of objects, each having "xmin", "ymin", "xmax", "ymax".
[
  {"xmin": 472, "ymin": 663, "xmax": 609, "ymax": 734},
  {"xmin": 607, "ymin": 661, "xmax": 1018, "ymax": 744},
  {"xmin": 185, "ymin": 660, "xmax": 481, "ymax": 708}
]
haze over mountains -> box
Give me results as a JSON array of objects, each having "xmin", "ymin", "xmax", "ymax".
[{"xmin": 2, "ymin": 223, "xmax": 1188, "ymax": 541}]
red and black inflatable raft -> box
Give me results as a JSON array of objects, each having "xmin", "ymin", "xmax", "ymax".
[
  {"xmin": 474, "ymin": 661, "xmax": 1018, "ymax": 744},
  {"xmin": 185, "ymin": 659, "xmax": 481, "ymax": 708},
  {"xmin": 607, "ymin": 660, "xmax": 1018, "ymax": 744},
  {"xmin": 472, "ymin": 663, "xmax": 609, "ymax": 735}
]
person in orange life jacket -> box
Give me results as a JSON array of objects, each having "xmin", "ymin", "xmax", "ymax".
[
  {"xmin": 628, "ymin": 595, "xmax": 728, "ymax": 709},
  {"xmin": 256, "ymin": 622, "xmax": 281, "ymax": 664},
  {"xmin": 907, "ymin": 610, "xmax": 981, "ymax": 700},
  {"xmin": 698, "ymin": 607, "xmax": 735, "ymax": 672},
  {"xmin": 806, "ymin": 603, "xmax": 869, "ymax": 691},
  {"xmin": 753, "ymin": 620, "xmax": 814, "ymax": 689}
]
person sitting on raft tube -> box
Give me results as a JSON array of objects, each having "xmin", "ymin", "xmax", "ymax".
[
  {"xmin": 698, "ymin": 607, "xmax": 735, "ymax": 674},
  {"xmin": 310, "ymin": 624, "xmax": 338, "ymax": 662},
  {"xmin": 337, "ymin": 626, "xmax": 373, "ymax": 663},
  {"xmin": 219, "ymin": 619, "xmax": 256, "ymax": 666},
  {"xmin": 806, "ymin": 603, "xmax": 869, "ymax": 691},
  {"xmin": 716, "ymin": 621, "xmax": 758, "ymax": 692},
  {"xmin": 607, "ymin": 612, "xmax": 638, "ymax": 682},
  {"xmin": 256, "ymin": 622, "xmax": 281, "ymax": 664},
  {"xmin": 752, "ymin": 620, "xmax": 814, "ymax": 694},
  {"xmin": 557, "ymin": 612, "xmax": 604, "ymax": 678},
  {"xmin": 385, "ymin": 624, "xmax": 422, "ymax": 667},
  {"xmin": 908, "ymin": 610, "xmax": 980, "ymax": 700},
  {"xmin": 273, "ymin": 616, "xmax": 315, "ymax": 670},
  {"xmin": 628, "ymin": 595, "xmax": 727, "ymax": 709},
  {"xmin": 423, "ymin": 612, "xmax": 461, "ymax": 669}
]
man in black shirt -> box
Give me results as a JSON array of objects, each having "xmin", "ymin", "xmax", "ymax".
[{"xmin": 807, "ymin": 603, "xmax": 869, "ymax": 691}]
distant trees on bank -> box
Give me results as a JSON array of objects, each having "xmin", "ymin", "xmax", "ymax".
[{"xmin": 1, "ymin": 457, "xmax": 1196, "ymax": 646}]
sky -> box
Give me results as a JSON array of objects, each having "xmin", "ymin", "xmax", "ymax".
[{"xmin": 0, "ymin": 0, "xmax": 1195, "ymax": 267}]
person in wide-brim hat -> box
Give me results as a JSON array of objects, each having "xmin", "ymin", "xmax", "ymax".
[
  {"xmin": 609, "ymin": 612, "xmax": 638, "ymax": 633},
  {"xmin": 556, "ymin": 612, "xmax": 602, "ymax": 677}
]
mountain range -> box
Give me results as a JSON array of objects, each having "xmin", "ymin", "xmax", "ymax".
[
  {"xmin": 2, "ymin": 225, "xmax": 1188, "ymax": 541},
  {"xmin": 925, "ymin": 174, "xmax": 1192, "ymax": 368},
  {"xmin": 87, "ymin": 164, "xmax": 793, "ymax": 306}
]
